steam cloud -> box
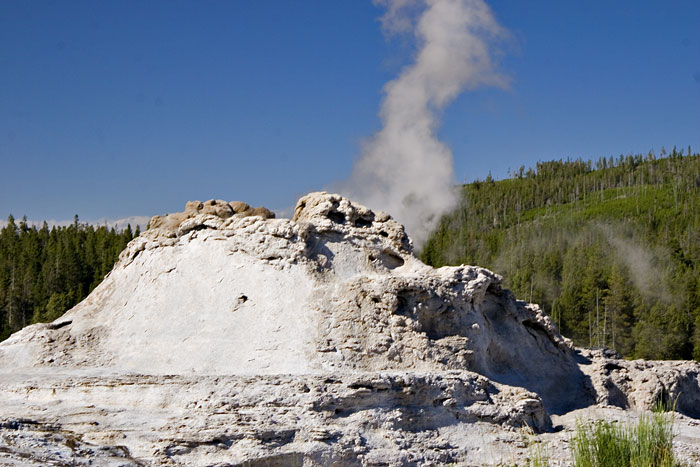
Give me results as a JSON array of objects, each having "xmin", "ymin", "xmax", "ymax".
[
  {"xmin": 600, "ymin": 224, "xmax": 673, "ymax": 304},
  {"xmin": 340, "ymin": 0, "xmax": 508, "ymax": 247}
]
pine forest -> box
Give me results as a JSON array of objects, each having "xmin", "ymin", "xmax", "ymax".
[
  {"xmin": 0, "ymin": 217, "xmax": 137, "ymax": 341},
  {"xmin": 422, "ymin": 146, "xmax": 700, "ymax": 361}
]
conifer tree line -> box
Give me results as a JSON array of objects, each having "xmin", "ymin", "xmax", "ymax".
[
  {"xmin": 422, "ymin": 146, "xmax": 700, "ymax": 361},
  {"xmin": 4, "ymin": 146, "xmax": 700, "ymax": 361},
  {"xmin": 0, "ymin": 216, "xmax": 137, "ymax": 341}
]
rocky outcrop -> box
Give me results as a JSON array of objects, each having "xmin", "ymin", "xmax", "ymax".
[
  {"xmin": 580, "ymin": 348, "xmax": 700, "ymax": 417},
  {"xmin": 0, "ymin": 192, "xmax": 699, "ymax": 465},
  {"xmin": 149, "ymin": 198, "xmax": 275, "ymax": 233}
]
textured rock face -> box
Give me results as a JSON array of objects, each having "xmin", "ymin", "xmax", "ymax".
[
  {"xmin": 580, "ymin": 349, "xmax": 700, "ymax": 417},
  {"xmin": 149, "ymin": 198, "xmax": 275, "ymax": 232},
  {"xmin": 0, "ymin": 371, "xmax": 551, "ymax": 465},
  {"xmin": 0, "ymin": 192, "xmax": 699, "ymax": 465}
]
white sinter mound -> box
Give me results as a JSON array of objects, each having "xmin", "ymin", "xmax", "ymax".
[{"xmin": 1, "ymin": 192, "xmax": 699, "ymax": 466}]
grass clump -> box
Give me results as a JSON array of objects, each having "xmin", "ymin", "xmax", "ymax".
[
  {"xmin": 571, "ymin": 407, "xmax": 681, "ymax": 467},
  {"xmin": 526, "ymin": 440, "xmax": 549, "ymax": 467}
]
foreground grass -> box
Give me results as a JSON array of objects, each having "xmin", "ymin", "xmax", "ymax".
[{"xmin": 571, "ymin": 409, "xmax": 681, "ymax": 467}]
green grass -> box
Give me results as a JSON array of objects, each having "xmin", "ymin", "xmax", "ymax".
[
  {"xmin": 571, "ymin": 409, "xmax": 682, "ymax": 467},
  {"xmin": 526, "ymin": 440, "xmax": 549, "ymax": 467}
]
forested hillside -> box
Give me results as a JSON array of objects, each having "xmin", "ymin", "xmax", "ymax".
[
  {"xmin": 0, "ymin": 217, "xmax": 137, "ymax": 341},
  {"xmin": 422, "ymin": 146, "xmax": 700, "ymax": 361}
]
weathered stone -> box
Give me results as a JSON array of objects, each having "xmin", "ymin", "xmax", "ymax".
[
  {"xmin": 148, "ymin": 198, "xmax": 273, "ymax": 235},
  {"xmin": 579, "ymin": 348, "xmax": 700, "ymax": 417}
]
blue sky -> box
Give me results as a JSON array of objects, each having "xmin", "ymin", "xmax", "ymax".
[{"xmin": 1, "ymin": 0, "xmax": 699, "ymax": 223}]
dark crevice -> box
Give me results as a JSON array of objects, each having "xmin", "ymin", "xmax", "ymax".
[
  {"xmin": 47, "ymin": 321, "xmax": 72, "ymax": 330},
  {"xmin": 328, "ymin": 211, "xmax": 346, "ymax": 224},
  {"xmin": 355, "ymin": 218, "xmax": 372, "ymax": 228},
  {"xmin": 348, "ymin": 383, "xmax": 375, "ymax": 391},
  {"xmin": 522, "ymin": 319, "xmax": 548, "ymax": 336}
]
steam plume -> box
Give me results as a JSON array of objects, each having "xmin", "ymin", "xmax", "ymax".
[
  {"xmin": 340, "ymin": 0, "xmax": 508, "ymax": 247},
  {"xmin": 599, "ymin": 224, "xmax": 672, "ymax": 304}
]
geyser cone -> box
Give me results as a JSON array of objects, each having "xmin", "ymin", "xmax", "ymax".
[{"xmin": 1, "ymin": 193, "xmax": 585, "ymax": 410}]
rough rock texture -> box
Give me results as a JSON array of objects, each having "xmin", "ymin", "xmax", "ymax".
[
  {"xmin": 0, "ymin": 371, "xmax": 553, "ymax": 465},
  {"xmin": 149, "ymin": 198, "xmax": 275, "ymax": 233},
  {"xmin": 1, "ymin": 192, "xmax": 699, "ymax": 465},
  {"xmin": 579, "ymin": 348, "xmax": 700, "ymax": 417}
]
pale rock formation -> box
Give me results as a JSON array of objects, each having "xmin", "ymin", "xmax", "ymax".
[
  {"xmin": 0, "ymin": 192, "xmax": 699, "ymax": 465},
  {"xmin": 580, "ymin": 348, "xmax": 700, "ymax": 417}
]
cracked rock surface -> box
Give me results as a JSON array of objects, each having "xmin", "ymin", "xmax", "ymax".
[{"xmin": 1, "ymin": 192, "xmax": 699, "ymax": 465}]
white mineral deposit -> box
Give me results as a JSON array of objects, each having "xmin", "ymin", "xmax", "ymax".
[{"xmin": 1, "ymin": 193, "xmax": 699, "ymax": 465}]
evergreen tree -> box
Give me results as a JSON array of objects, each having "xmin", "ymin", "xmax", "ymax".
[
  {"xmin": 422, "ymin": 148, "xmax": 700, "ymax": 361},
  {"xmin": 0, "ymin": 217, "xmax": 139, "ymax": 341}
]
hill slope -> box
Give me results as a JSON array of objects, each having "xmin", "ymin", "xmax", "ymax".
[{"xmin": 422, "ymin": 147, "xmax": 700, "ymax": 360}]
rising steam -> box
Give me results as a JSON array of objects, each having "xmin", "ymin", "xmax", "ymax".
[{"xmin": 340, "ymin": 0, "xmax": 508, "ymax": 247}]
